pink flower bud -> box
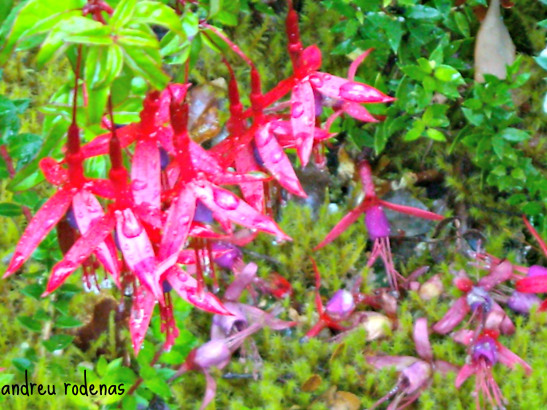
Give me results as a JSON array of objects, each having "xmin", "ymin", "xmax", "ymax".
[
  {"xmin": 325, "ymin": 290, "xmax": 355, "ymax": 320},
  {"xmin": 472, "ymin": 336, "xmax": 498, "ymax": 365},
  {"xmin": 193, "ymin": 340, "xmax": 232, "ymax": 370}
]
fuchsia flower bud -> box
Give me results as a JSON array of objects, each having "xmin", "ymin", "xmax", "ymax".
[
  {"xmin": 212, "ymin": 242, "xmax": 243, "ymax": 270},
  {"xmin": 325, "ymin": 290, "xmax": 355, "ymax": 320},
  {"xmin": 365, "ymin": 205, "xmax": 390, "ymax": 240},
  {"xmin": 466, "ymin": 286, "xmax": 492, "ymax": 313}
]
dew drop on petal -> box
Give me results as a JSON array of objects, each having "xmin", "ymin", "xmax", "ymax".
[
  {"xmin": 309, "ymin": 75, "xmax": 324, "ymax": 88},
  {"xmin": 120, "ymin": 209, "xmax": 143, "ymax": 238},
  {"xmin": 339, "ymin": 82, "xmax": 373, "ymax": 102},
  {"xmin": 213, "ymin": 190, "xmax": 239, "ymax": 211},
  {"xmin": 291, "ymin": 102, "xmax": 305, "ymax": 119},
  {"xmin": 271, "ymin": 151, "xmax": 283, "ymax": 164},
  {"xmin": 132, "ymin": 179, "xmax": 148, "ymax": 191}
]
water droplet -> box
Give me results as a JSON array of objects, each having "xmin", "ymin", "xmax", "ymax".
[
  {"xmin": 213, "ymin": 190, "xmax": 238, "ymax": 211},
  {"xmin": 120, "ymin": 209, "xmax": 143, "ymax": 238},
  {"xmin": 291, "ymin": 102, "xmax": 305, "ymax": 119},
  {"xmin": 271, "ymin": 151, "xmax": 283, "ymax": 164},
  {"xmin": 132, "ymin": 179, "xmax": 148, "ymax": 191},
  {"xmin": 339, "ymin": 82, "xmax": 372, "ymax": 102},
  {"xmin": 309, "ymin": 75, "xmax": 324, "ymax": 88}
]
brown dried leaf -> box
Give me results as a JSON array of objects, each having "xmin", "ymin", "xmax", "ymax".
[
  {"xmin": 301, "ymin": 374, "xmax": 322, "ymax": 392},
  {"xmin": 329, "ymin": 391, "xmax": 361, "ymax": 410},
  {"xmin": 474, "ymin": 0, "xmax": 515, "ymax": 82}
]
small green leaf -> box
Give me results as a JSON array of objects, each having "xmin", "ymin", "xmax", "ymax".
[
  {"xmin": 499, "ymin": 128, "xmax": 530, "ymax": 142},
  {"xmin": 42, "ymin": 334, "xmax": 74, "ymax": 352},
  {"xmin": 182, "ymin": 11, "xmax": 199, "ymax": 38},
  {"xmin": 425, "ymin": 128, "xmax": 446, "ymax": 141},
  {"xmin": 434, "ymin": 65, "xmax": 463, "ymax": 83},
  {"xmin": 17, "ymin": 316, "xmax": 42, "ymax": 332},
  {"xmin": 56, "ymin": 316, "xmax": 83, "ymax": 329},
  {"xmin": 133, "ymin": 1, "xmax": 185, "ymax": 39},
  {"xmin": 110, "ymin": 0, "xmax": 136, "ymax": 30},
  {"xmin": 117, "ymin": 28, "xmax": 159, "ymax": 48},
  {"xmin": 0, "ymin": 202, "xmax": 22, "ymax": 216},
  {"xmin": 406, "ymin": 5, "xmax": 441, "ymax": 20},
  {"xmin": 20, "ymin": 283, "xmax": 45, "ymax": 300},
  {"xmin": 122, "ymin": 45, "xmax": 169, "ymax": 90}
]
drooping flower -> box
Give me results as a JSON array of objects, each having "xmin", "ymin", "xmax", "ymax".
[
  {"xmin": 433, "ymin": 261, "xmax": 515, "ymax": 335},
  {"xmin": 315, "ymin": 160, "xmax": 444, "ymax": 291},
  {"xmin": 453, "ymin": 329, "xmax": 531, "ymax": 410},
  {"xmin": 367, "ymin": 318, "xmax": 457, "ymax": 409}
]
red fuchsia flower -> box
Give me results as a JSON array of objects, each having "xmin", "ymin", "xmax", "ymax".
[
  {"xmin": 367, "ymin": 318, "xmax": 458, "ymax": 410},
  {"xmin": 3, "ymin": 53, "xmax": 120, "ymax": 287},
  {"xmin": 279, "ymin": 2, "xmax": 394, "ymax": 166},
  {"xmin": 433, "ymin": 261, "xmax": 515, "ymax": 335},
  {"xmin": 314, "ymin": 160, "xmax": 444, "ymax": 291},
  {"xmin": 453, "ymin": 328, "xmax": 531, "ymax": 410}
]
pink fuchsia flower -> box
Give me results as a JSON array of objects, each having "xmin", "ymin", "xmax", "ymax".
[
  {"xmin": 315, "ymin": 161, "xmax": 444, "ymax": 291},
  {"xmin": 453, "ymin": 329, "xmax": 531, "ymax": 410},
  {"xmin": 171, "ymin": 312, "xmax": 281, "ymax": 410},
  {"xmin": 367, "ymin": 318, "xmax": 457, "ymax": 409},
  {"xmin": 433, "ymin": 261, "xmax": 515, "ymax": 335}
]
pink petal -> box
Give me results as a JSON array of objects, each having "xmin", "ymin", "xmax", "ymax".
[
  {"xmin": 314, "ymin": 202, "xmax": 367, "ymax": 250},
  {"xmin": 478, "ymin": 260, "xmax": 513, "ymax": 290},
  {"xmin": 432, "ymin": 297, "xmax": 470, "ymax": 335},
  {"xmin": 491, "ymin": 302, "xmax": 515, "ymax": 335},
  {"xmin": 224, "ymin": 262, "xmax": 257, "ymax": 301},
  {"xmin": 497, "ymin": 343, "xmax": 532, "ymax": 375},
  {"xmin": 72, "ymin": 190, "xmax": 121, "ymax": 287},
  {"xmin": 367, "ymin": 356, "xmax": 419, "ymax": 371},
  {"xmin": 158, "ymin": 187, "xmax": 196, "ymax": 273},
  {"xmin": 348, "ymin": 49, "xmax": 373, "ymax": 81},
  {"xmin": 237, "ymin": 304, "xmax": 296, "ymax": 330},
  {"xmin": 309, "ymin": 71, "xmax": 395, "ymax": 103},
  {"xmin": 44, "ymin": 212, "xmax": 116, "ymax": 295},
  {"xmin": 455, "ymin": 363, "xmax": 476, "ymax": 388},
  {"xmin": 516, "ymin": 275, "xmax": 547, "ymax": 293},
  {"xmin": 433, "ymin": 360, "xmax": 459, "ymax": 374},
  {"xmin": 5, "ymin": 188, "xmax": 74, "ymax": 278},
  {"xmin": 343, "ymin": 102, "xmax": 378, "ymax": 123},
  {"xmin": 166, "ymin": 266, "xmax": 232, "ymax": 315},
  {"xmin": 255, "ymin": 123, "xmax": 307, "ymax": 197},
  {"xmin": 129, "ymin": 284, "xmax": 156, "ymax": 355},
  {"xmin": 131, "ymin": 138, "xmax": 161, "ymax": 210},
  {"xmin": 191, "ymin": 180, "xmax": 291, "ymax": 241},
  {"xmin": 378, "ymin": 199, "xmax": 444, "ymax": 221},
  {"xmin": 200, "ymin": 371, "xmax": 217, "ymax": 410},
  {"xmin": 452, "ymin": 329, "xmax": 474, "ymax": 345},
  {"xmin": 235, "ymin": 143, "xmax": 265, "ymax": 212},
  {"xmin": 115, "ymin": 208, "xmax": 163, "ymax": 302},
  {"xmin": 413, "ymin": 317, "xmax": 432, "ymax": 361},
  {"xmin": 290, "ymin": 80, "xmax": 315, "ymax": 166}
]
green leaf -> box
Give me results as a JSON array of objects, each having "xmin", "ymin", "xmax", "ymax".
[
  {"xmin": 406, "ymin": 5, "xmax": 441, "ymax": 20},
  {"xmin": 182, "ymin": 11, "xmax": 199, "ymax": 38},
  {"xmin": 0, "ymin": 202, "xmax": 23, "ymax": 216},
  {"xmin": 36, "ymin": 16, "xmax": 107, "ymax": 67},
  {"xmin": 434, "ymin": 65, "xmax": 463, "ymax": 83},
  {"xmin": 454, "ymin": 12, "xmax": 469, "ymax": 37},
  {"xmin": 122, "ymin": 45, "xmax": 169, "ymax": 90},
  {"xmin": 0, "ymin": 0, "xmax": 85, "ymax": 64},
  {"xmin": 0, "ymin": 0, "xmax": 13, "ymax": 25},
  {"xmin": 403, "ymin": 119, "xmax": 425, "ymax": 141},
  {"xmin": 20, "ymin": 283, "xmax": 45, "ymax": 300},
  {"xmin": 56, "ymin": 316, "xmax": 83, "ymax": 329},
  {"xmin": 42, "ymin": 334, "xmax": 74, "ymax": 352},
  {"xmin": 86, "ymin": 86, "xmax": 109, "ymax": 124},
  {"xmin": 499, "ymin": 128, "xmax": 530, "ymax": 142},
  {"xmin": 96, "ymin": 356, "xmax": 108, "ymax": 377},
  {"xmin": 85, "ymin": 44, "xmax": 124, "ymax": 90},
  {"xmin": 133, "ymin": 1, "xmax": 185, "ymax": 39},
  {"xmin": 117, "ymin": 28, "xmax": 159, "ymax": 48},
  {"xmin": 110, "ymin": 0, "xmax": 137, "ymax": 30},
  {"xmin": 425, "ymin": 128, "xmax": 446, "ymax": 142},
  {"xmin": 17, "ymin": 316, "xmax": 42, "ymax": 332}
]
